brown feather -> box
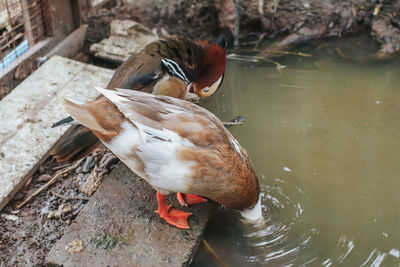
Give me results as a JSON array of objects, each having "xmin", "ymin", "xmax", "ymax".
[
  {"xmin": 193, "ymin": 44, "xmax": 226, "ymax": 92},
  {"xmin": 62, "ymin": 98, "xmax": 124, "ymax": 143},
  {"xmin": 51, "ymin": 125, "xmax": 100, "ymax": 162},
  {"xmin": 152, "ymin": 76, "xmax": 187, "ymax": 99},
  {"xmin": 178, "ymin": 145, "xmax": 259, "ymax": 210}
]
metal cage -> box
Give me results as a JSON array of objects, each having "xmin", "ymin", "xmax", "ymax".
[{"xmin": 0, "ymin": 0, "xmax": 46, "ymax": 70}]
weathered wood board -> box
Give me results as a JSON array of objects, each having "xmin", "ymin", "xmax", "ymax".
[{"xmin": 0, "ymin": 55, "xmax": 113, "ymax": 210}]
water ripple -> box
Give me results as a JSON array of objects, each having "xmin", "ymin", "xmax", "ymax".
[{"xmin": 239, "ymin": 182, "xmax": 317, "ymax": 266}]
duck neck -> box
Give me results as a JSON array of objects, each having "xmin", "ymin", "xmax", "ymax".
[{"xmin": 152, "ymin": 75, "xmax": 188, "ymax": 100}]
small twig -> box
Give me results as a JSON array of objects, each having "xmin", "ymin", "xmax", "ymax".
[
  {"xmin": 52, "ymin": 164, "xmax": 70, "ymax": 171},
  {"xmin": 98, "ymin": 152, "xmax": 118, "ymax": 169},
  {"xmin": 227, "ymin": 54, "xmax": 286, "ymax": 73},
  {"xmin": 258, "ymin": 0, "xmax": 264, "ymax": 15},
  {"xmin": 240, "ymin": 40, "xmax": 258, "ymax": 46},
  {"xmin": 230, "ymin": 49, "xmax": 312, "ymax": 57},
  {"xmin": 202, "ymin": 240, "xmax": 228, "ymax": 267},
  {"xmin": 273, "ymin": 0, "xmax": 280, "ymax": 13},
  {"xmin": 234, "ymin": 0, "xmax": 241, "ymax": 48},
  {"xmin": 227, "ymin": 54, "xmax": 260, "ymax": 62},
  {"xmin": 254, "ymin": 33, "xmax": 267, "ymax": 49},
  {"xmin": 223, "ymin": 121, "xmax": 244, "ymax": 126},
  {"xmin": 51, "ymin": 191, "xmax": 90, "ymax": 201},
  {"xmin": 264, "ymin": 58, "xmax": 285, "ymax": 74},
  {"xmin": 91, "ymin": 151, "xmax": 102, "ymax": 159},
  {"xmin": 16, "ymin": 159, "xmax": 84, "ymax": 209},
  {"xmin": 223, "ymin": 115, "xmax": 246, "ymax": 128},
  {"xmin": 24, "ymin": 177, "xmax": 32, "ymax": 188}
]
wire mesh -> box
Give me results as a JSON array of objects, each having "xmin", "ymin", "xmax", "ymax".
[{"xmin": 0, "ymin": 0, "xmax": 46, "ymax": 70}]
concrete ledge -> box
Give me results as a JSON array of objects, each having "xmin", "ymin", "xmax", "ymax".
[
  {"xmin": 0, "ymin": 38, "xmax": 55, "ymax": 99},
  {"xmin": 45, "ymin": 162, "xmax": 216, "ymax": 267},
  {"xmin": 0, "ymin": 56, "xmax": 113, "ymax": 211}
]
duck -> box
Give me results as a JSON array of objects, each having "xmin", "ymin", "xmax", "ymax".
[
  {"xmin": 61, "ymin": 87, "xmax": 261, "ymax": 229},
  {"xmin": 51, "ymin": 35, "xmax": 227, "ymax": 163}
]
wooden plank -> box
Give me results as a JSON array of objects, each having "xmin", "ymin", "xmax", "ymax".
[
  {"xmin": 0, "ymin": 55, "xmax": 113, "ymax": 211},
  {"xmin": 20, "ymin": 0, "xmax": 33, "ymax": 46},
  {"xmin": 46, "ymin": 24, "xmax": 88, "ymax": 58},
  {"xmin": 45, "ymin": 162, "xmax": 216, "ymax": 267}
]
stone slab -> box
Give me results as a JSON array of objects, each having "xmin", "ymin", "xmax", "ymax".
[
  {"xmin": 0, "ymin": 56, "xmax": 114, "ymax": 211},
  {"xmin": 90, "ymin": 20, "xmax": 159, "ymax": 63},
  {"xmin": 45, "ymin": 162, "xmax": 216, "ymax": 267}
]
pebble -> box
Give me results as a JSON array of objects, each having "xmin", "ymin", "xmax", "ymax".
[{"xmin": 65, "ymin": 239, "xmax": 84, "ymax": 253}]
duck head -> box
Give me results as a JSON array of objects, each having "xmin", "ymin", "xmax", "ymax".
[
  {"xmin": 160, "ymin": 40, "xmax": 227, "ymax": 98},
  {"xmin": 189, "ymin": 43, "xmax": 227, "ymax": 97}
]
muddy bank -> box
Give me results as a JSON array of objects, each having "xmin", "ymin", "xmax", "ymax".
[{"xmin": 85, "ymin": 0, "xmax": 400, "ymax": 60}]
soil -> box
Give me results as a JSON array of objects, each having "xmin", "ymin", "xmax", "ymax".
[
  {"xmin": 84, "ymin": 0, "xmax": 400, "ymax": 60},
  {"xmin": 0, "ymin": 146, "xmax": 118, "ymax": 266}
]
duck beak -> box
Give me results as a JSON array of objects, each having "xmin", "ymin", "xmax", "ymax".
[{"xmin": 200, "ymin": 75, "xmax": 223, "ymax": 97}]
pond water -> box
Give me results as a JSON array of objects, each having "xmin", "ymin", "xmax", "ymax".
[{"xmin": 192, "ymin": 36, "xmax": 400, "ymax": 266}]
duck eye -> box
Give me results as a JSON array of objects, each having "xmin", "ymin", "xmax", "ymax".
[{"xmin": 203, "ymin": 87, "xmax": 210, "ymax": 93}]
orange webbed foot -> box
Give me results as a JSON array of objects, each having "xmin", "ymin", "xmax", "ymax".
[
  {"xmin": 155, "ymin": 192, "xmax": 192, "ymax": 229},
  {"xmin": 155, "ymin": 205, "xmax": 191, "ymax": 229},
  {"xmin": 177, "ymin": 193, "xmax": 207, "ymax": 206}
]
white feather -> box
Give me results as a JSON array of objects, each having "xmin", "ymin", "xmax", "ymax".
[
  {"xmin": 64, "ymin": 97, "xmax": 84, "ymax": 105},
  {"xmin": 107, "ymin": 121, "xmax": 141, "ymax": 159},
  {"xmin": 95, "ymin": 86, "xmax": 128, "ymax": 105},
  {"xmin": 106, "ymin": 121, "xmax": 146, "ymax": 177},
  {"xmin": 231, "ymin": 138, "xmax": 242, "ymax": 155},
  {"xmin": 105, "ymin": 119, "xmax": 196, "ymax": 194},
  {"xmin": 136, "ymin": 141, "xmax": 196, "ymax": 193}
]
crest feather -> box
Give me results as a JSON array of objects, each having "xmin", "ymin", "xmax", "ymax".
[{"xmin": 195, "ymin": 44, "xmax": 226, "ymax": 88}]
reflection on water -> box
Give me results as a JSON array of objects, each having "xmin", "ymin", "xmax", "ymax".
[{"xmin": 192, "ymin": 37, "xmax": 400, "ymax": 266}]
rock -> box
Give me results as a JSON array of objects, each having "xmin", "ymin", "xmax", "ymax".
[
  {"xmin": 36, "ymin": 174, "xmax": 52, "ymax": 182},
  {"xmin": 1, "ymin": 214, "xmax": 19, "ymax": 221},
  {"xmin": 82, "ymin": 155, "xmax": 95, "ymax": 173},
  {"xmin": 371, "ymin": 17, "xmax": 400, "ymax": 60},
  {"xmin": 45, "ymin": 162, "xmax": 216, "ymax": 267},
  {"xmin": 65, "ymin": 239, "xmax": 84, "ymax": 253},
  {"xmin": 78, "ymin": 171, "xmax": 103, "ymax": 197},
  {"xmin": 90, "ymin": 20, "xmax": 159, "ymax": 63},
  {"xmin": 47, "ymin": 204, "xmax": 73, "ymax": 219}
]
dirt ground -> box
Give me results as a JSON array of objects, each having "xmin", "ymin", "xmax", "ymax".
[
  {"xmin": 0, "ymin": 146, "xmax": 118, "ymax": 266},
  {"xmin": 85, "ymin": 0, "xmax": 400, "ymax": 60}
]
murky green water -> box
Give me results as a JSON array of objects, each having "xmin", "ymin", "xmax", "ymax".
[{"xmin": 193, "ymin": 37, "xmax": 400, "ymax": 266}]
